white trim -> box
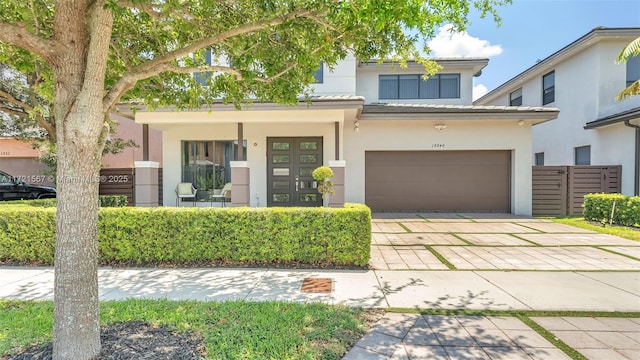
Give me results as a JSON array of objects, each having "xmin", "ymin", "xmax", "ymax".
[
  {"xmin": 134, "ymin": 161, "xmax": 159, "ymax": 168},
  {"xmin": 230, "ymin": 161, "xmax": 249, "ymax": 168},
  {"xmin": 329, "ymin": 160, "xmax": 346, "ymax": 167}
]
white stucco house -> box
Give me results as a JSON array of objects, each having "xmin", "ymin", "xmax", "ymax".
[
  {"xmin": 475, "ymin": 27, "xmax": 640, "ymax": 197},
  {"xmin": 130, "ymin": 54, "xmax": 558, "ymax": 215}
]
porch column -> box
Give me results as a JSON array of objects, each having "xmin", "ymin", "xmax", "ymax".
[
  {"xmin": 328, "ymin": 160, "xmax": 345, "ymax": 208},
  {"xmin": 230, "ymin": 161, "xmax": 250, "ymax": 207},
  {"xmin": 134, "ymin": 161, "xmax": 159, "ymax": 207}
]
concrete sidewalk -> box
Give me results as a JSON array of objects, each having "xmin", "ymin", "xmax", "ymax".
[{"xmin": 1, "ymin": 267, "xmax": 638, "ymax": 311}]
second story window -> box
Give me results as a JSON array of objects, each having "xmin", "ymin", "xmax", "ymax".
[
  {"xmin": 542, "ymin": 71, "xmax": 555, "ymax": 105},
  {"xmin": 509, "ymin": 88, "xmax": 522, "ymax": 106},
  {"xmin": 626, "ymin": 55, "xmax": 640, "ymax": 86},
  {"xmin": 535, "ymin": 152, "xmax": 544, "ymax": 166},
  {"xmin": 379, "ymin": 74, "xmax": 460, "ymax": 100},
  {"xmin": 313, "ymin": 61, "xmax": 324, "ymax": 84}
]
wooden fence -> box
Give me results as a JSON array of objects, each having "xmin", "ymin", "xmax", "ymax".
[
  {"xmin": 532, "ymin": 165, "xmax": 622, "ymax": 216},
  {"xmin": 99, "ymin": 168, "xmax": 135, "ymax": 206}
]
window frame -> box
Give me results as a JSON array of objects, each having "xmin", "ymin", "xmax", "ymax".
[
  {"xmin": 542, "ymin": 71, "xmax": 555, "ymax": 105},
  {"xmin": 378, "ymin": 73, "xmax": 460, "ymax": 100},
  {"xmin": 574, "ymin": 145, "xmax": 591, "ymax": 166},
  {"xmin": 534, "ymin": 152, "xmax": 544, "ymax": 166},
  {"xmin": 312, "ymin": 61, "xmax": 324, "ymax": 84},
  {"xmin": 509, "ymin": 88, "xmax": 523, "ymax": 106},
  {"xmin": 626, "ymin": 55, "xmax": 640, "ymax": 87}
]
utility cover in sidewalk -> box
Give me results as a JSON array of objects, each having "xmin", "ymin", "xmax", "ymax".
[{"xmin": 301, "ymin": 278, "xmax": 333, "ymax": 293}]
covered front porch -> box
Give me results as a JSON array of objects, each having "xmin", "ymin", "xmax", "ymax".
[{"xmin": 131, "ymin": 96, "xmax": 363, "ymax": 207}]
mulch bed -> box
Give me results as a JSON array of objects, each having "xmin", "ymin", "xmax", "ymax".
[{"xmin": 7, "ymin": 321, "xmax": 206, "ymax": 360}]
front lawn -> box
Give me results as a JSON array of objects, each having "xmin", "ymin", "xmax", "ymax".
[
  {"xmin": 0, "ymin": 299, "xmax": 369, "ymax": 359},
  {"xmin": 551, "ymin": 217, "xmax": 640, "ymax": 242}
]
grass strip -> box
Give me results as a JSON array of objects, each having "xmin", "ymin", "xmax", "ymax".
[
  {"xmin": 516, "ymin": 315, "xmax": 587, "ymax": 360},
  {"xmin": 0, "ymin": 299, "xmax": 368, "ymax": 359},
  {"xmin": 449, "ymin": 233, "xmax": 475, "ymax": 246},
  {"xmin": 425, "ymin": 245, "xmax": 457, "ymax": 269},
  {"xmin": 550, "ymin": 217, "xmax": 640, "ymax": 242},
  {"xmin": 594, "ymin": 246, "xmax": 640, "ymax": 261},
  {"xmin": 397, "ymin": 222, "xmax": 412, "ymax": 233}
]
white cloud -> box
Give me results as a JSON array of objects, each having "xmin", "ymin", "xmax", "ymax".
[
  {"xmin": 428, "ymin": 24, "xmax": 503, "ymax": 58},
  {"xmin": 473, "ymin": 84, "xmax": 488, "ymax": 101}
]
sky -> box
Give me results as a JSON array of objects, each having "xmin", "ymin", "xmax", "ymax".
[{"xmin": 425, "ymin": 0, "xmax": 640, "ymax": 100}]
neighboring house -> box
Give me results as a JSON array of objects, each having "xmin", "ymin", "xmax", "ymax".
[
  {"xmin": 475, "ymin": 27, "xmax": 640, "ymax": 197},
  {"xmin": 131, "ymin": 54, "xmax": 559, "ymax": 215},
  {"xmin": 0, "ymin": 113, "xmax": 162, "ymax": 186}
]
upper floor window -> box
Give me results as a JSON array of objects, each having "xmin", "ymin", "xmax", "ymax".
[
  {"xmin": 312, "ymin": 61, "xmax": 324, "ymax": 84},
  {"xmin": 542, "ymin": 71, "xmax": 555, "ymax": 105},
  {"xmin": 535, "ymin": 152, "xmax": 544, "ymax": 166},
  {"xmin": 574, "ymin": 145, "xmax": 591, "ymax": 165},
  {"xmin": 379, "ymin": 74, "xmax": 460, "ymax": 100},
  {"xmin": 510, "ymin": 88, "xmax": 522, "ymax": 106},
  {"xmin": 194, "ymin": 49, "xmax": 213, "ymax": 85},
  {"xmin": 627, "ymin": 55, "xmax": 640, "ymax": 86}
]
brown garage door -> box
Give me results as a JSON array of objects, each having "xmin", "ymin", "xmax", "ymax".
[{"xmin": 365, "ymin": 150, "xmax": 511, "ymax": 212}]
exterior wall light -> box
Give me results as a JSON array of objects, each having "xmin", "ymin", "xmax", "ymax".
[
  {"xmin": 434, "ymin": 124, "xmax": 447, "ymax": 131},
  {"xmin": 354, "ymin": 121, "xmax": 360, "ymax": 132}
]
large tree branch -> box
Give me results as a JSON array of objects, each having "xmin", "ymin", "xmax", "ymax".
[
  {"xmin": 0, "ymin": 91, "xmax": 56, "ymax": 141},
  {"xmin": 0, "ymin": 22, "xmax": 56, "ymax": 62},
  {"xmin": 103, "ymin": 9, "xmax": 317, "ymax": 110}
]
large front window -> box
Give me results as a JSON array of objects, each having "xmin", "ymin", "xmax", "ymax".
[
  {"xmin": 379, "ymin": 74, "xmax": 460, "ymax": 99},
  {"xmin": 181, "ymin": 140, "xmax": 247, "ymax": 201}
]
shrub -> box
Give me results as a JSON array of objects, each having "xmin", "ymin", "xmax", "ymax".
[
  {"xmin": 0, "ymin": 203, "xmax": 371, "ymax": 267},
  {"xmin": 583, "ymin": 193, "xmax": 640, "ymax": 227},
  {"xmin": 98, "ymin": 195, "xmax": 127, "ymax": 207},
  {"xmin": 0, "ymin": 195, "xmax": 127, "ymax": 208}
]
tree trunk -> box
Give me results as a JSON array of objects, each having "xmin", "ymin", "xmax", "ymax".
[
  {"xmin": 53, "ymin": 127, "xmax": 102, "ymax": 359},
  {"xmin": 51, "ymin": 2, "xmax": 113, "ymax": 359}
]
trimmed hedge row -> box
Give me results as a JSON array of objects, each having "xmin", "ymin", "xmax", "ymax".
[
  {"xmin": 583, "ymin": 193, "xmax": 640, "ymax": 227},
  {"xmin": 0, "ymin": 203, "xmax": 371, "ymax": 267},
  {"xmin": 0, "ymin": 195, "xmax": 127, "ymax": 208}
]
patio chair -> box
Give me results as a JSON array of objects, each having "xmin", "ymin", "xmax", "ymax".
[
  {"xmin": 175, "ymin": 182, "xmax": 197, "ymax": 207},
  {"xmin": 210, "ymin": 182, "xmax": 232, "ymax": 207}
]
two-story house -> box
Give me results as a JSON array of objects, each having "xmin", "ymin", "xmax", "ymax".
[
  {"xmin": 475, "ymin": 27, "xmax": 640, "ymax": 197},
  {"xmin": 131, "ymin": 55, "xmax": 558, "ymax": 215}
]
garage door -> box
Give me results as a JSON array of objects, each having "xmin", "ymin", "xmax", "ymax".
[{"xmin": 365, "ymin": 150, "xmax": 511, "ymax": 212}]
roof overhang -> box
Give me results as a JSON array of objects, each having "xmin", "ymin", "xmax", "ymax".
[
  {"xmin": 584, "ymin": 106, "xmax": 640, "ymax": 129},
  {"xmin": 360, "ymin": 104, "xmax": 559, "ymax": 125},
  {"xmin": 122, "ymin": 96, "xmax": 365, "ymax": 125},
  {"xmin": 359, "ymin": 58, "xmax": 489, "ymax": 76}
]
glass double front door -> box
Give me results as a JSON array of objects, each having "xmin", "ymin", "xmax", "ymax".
[{"xmin": 267, "ymin": 137, "xmax": 323, "ymax": 207}]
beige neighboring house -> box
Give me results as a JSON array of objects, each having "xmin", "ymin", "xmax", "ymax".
[
  {"xmin": 475, "ymin": 27, "xmax": 640, "ymax": 197},
  {"xmin": 0, "ymin": 113, "xmax": 162, "ymax": 188},
  {"xmin": 132, "ymin": 56, "xmax": 558, "ymax": 215}
]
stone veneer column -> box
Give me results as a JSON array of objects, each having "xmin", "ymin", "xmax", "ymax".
[
  {"xmin": 328, "ymin": 160, "xmax": 345, "ymax": 208},
  {"xmin": 134, "ymin": 161, "xmax": 159, "ymax": 207},
  {"xmin": 230, "ymin": 161, "xmax": 250, "ymax": 207}
]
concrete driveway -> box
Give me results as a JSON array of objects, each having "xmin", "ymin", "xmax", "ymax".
[{"xmin": 370, "ymin": 213, "xmax": 640, "ymax": 271}]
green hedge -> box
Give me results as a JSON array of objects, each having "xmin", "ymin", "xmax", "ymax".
[
  {"xmin": 0, "ymin": 203, "xmax": 371, "ymax": 267},
  {"xmin": 0, "ymin": 195, "xmax": 127, "ymax": 208},
  {"xmin": 583, "ymin": 193, "xmax": 640, "ymax": 227}
]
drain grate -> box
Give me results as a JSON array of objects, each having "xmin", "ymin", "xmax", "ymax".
[{"xmin": 300, "ymin": 278, "xmax": 333, "ymax": 293}]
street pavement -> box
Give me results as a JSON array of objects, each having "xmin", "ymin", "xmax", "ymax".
[{"xmin": 1, "ymin": 213, "xmax": 639, "ymax": 359}]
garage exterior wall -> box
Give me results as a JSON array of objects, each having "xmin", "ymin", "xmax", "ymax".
[{"xmin": 343, "ymin": 119, "xmax": 533, "ymax": 215}]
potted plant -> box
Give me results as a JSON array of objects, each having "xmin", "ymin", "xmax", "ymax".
[{"xmin": 312, "ymin": 165, "xmax": 334, "ymax": 206}]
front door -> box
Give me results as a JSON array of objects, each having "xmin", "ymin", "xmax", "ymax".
[{"xmin": 267, "ymin": 137, "xmax": 323, "ymax": 207}]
